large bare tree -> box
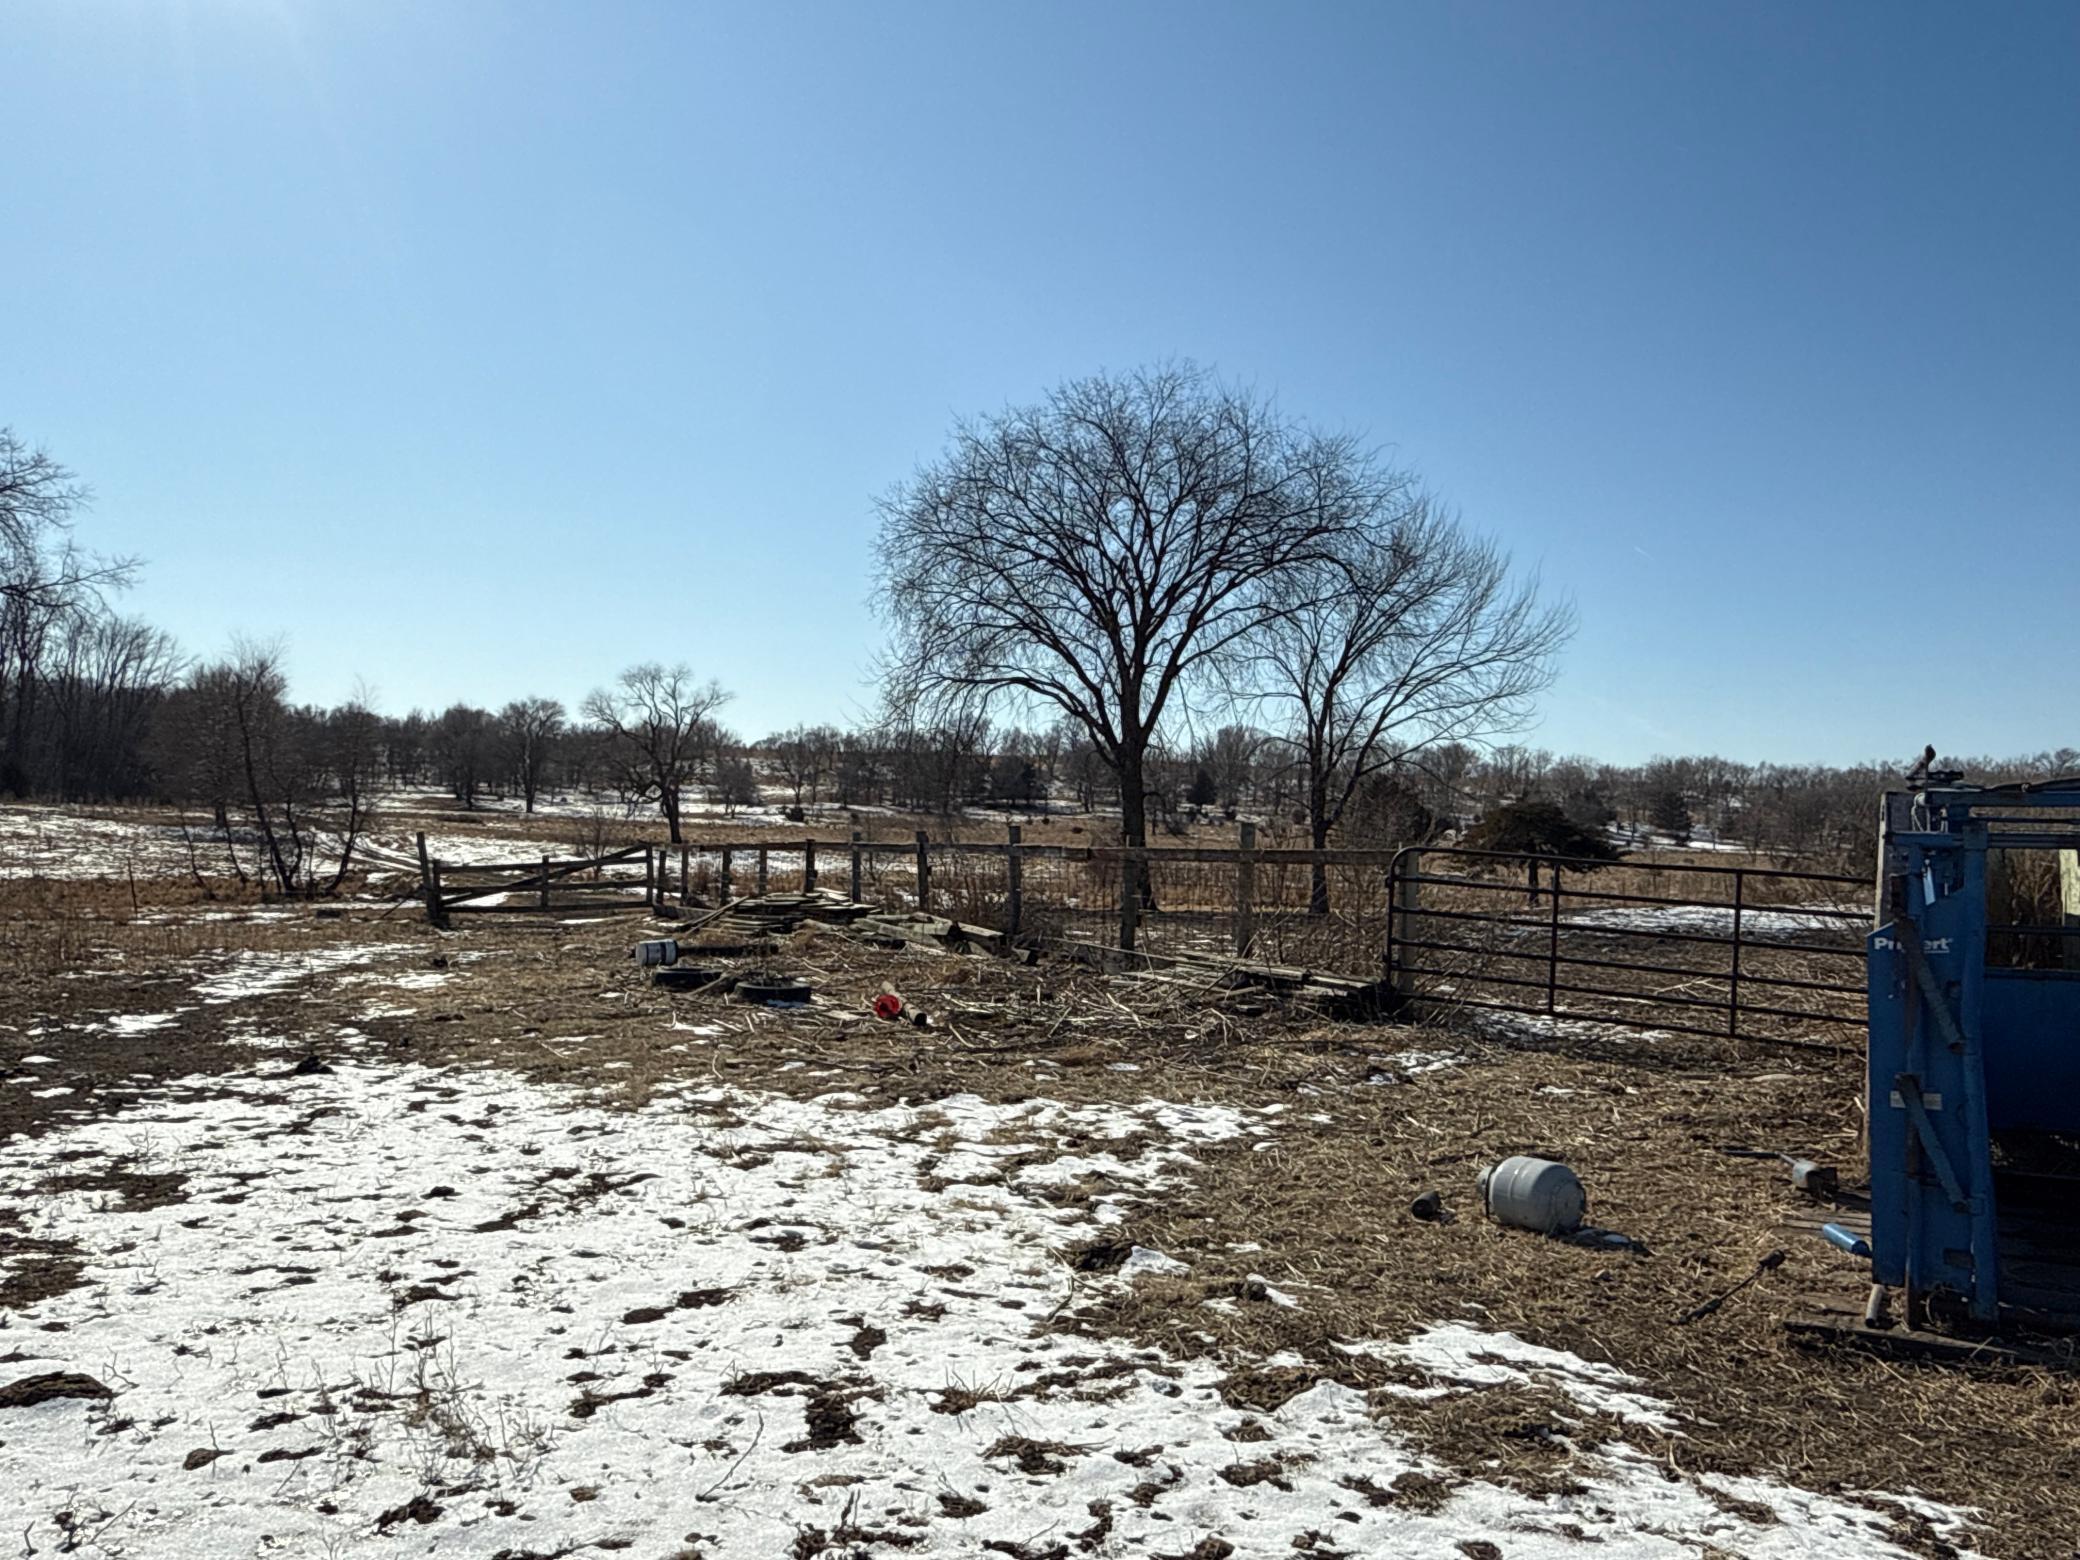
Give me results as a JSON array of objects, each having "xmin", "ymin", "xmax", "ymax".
[
  {"xmin": 583, "ymin": 664, "xmax": 730, "ymax": 842},
  {"xmin": 876, "ymin": 364, "xmax": 1378, "ymax": 943},
  {"xmin": 1255, "ymin": 499, "xmax": 1572, "ymax": 912}
]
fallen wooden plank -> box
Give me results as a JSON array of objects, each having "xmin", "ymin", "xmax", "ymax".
[{"xmin": 1785, "ymin": 1299, "xmax": 2078, "ymax": 1370}]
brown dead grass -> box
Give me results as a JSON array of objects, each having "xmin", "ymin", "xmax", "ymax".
[
  {"xmin": 349, "ymin": 910, "xmax": 2078, "ymax": 1558},
  {"xmin": 6, "ymin": 878, "xmax": 2074, "ymax": 1556}
]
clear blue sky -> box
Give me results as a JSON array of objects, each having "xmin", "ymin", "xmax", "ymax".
[{"xmin": 5, "ymin": 1, "xmax": 2075, "ymax": 765}]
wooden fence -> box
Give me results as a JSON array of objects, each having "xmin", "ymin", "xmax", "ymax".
[
  {"xmin": 415, "ymin": 823, "xmax": 1406, "ymax": 973},
  {"xmin": 417, "ymin": 836, "xmax": 662, "ymax": 926}
]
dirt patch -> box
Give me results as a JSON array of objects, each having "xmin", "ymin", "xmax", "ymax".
[
  {"xmin": 785, "ymin": 1385, "xmax": 870, "ymax": 1453},
  {"xmin": 0, "ymin": 1219, "xmax": 84, "ymax": 1311},
  {"xmin": 41, "ymin": 1165, "xmax": 189, "ymax": 1211},
  {"xmin": 376, "ymin": 1494, "xmax": 443, "ymax": 1530},
  {"xmin": 983, "ymin": 1435, "xmax": 1089, "ymax": 1476},
  {"xmin": 0, "ymin": 1371, "xmax": 112, "ymax": 1408}
]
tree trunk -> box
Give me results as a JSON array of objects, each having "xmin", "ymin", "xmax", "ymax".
[
  {"xmin": 233, "ymin": 703, "xmax": 293, "ymax": 895},
  {"xmin": 1306, "ymin": 753, "xmax": 1335, "ymax": 914},
  {"xmin": 662, "ymin": 781, "xmax": 683, "ymax": 844},
  {"xmin": 1309, "ymin": 811, "xmax": 1333, "ymax": 915},
  {"xmin": 1116, "ymin": 746, "xmax": 1158, "ymax": 928},
  {"xmin": 1119, "ymin": 756, "xmax": 1147, "ymax": 852}
]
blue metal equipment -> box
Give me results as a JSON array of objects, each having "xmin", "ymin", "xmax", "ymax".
[{"xmin": 1866, "ymin": 776, "xmax": 2080, "ymax": 1332}]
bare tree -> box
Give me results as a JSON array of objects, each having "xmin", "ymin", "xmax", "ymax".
[
  {"xmin": 0, "ymin": 432, "xmax": 140, "ymax": 794},
  {"xmin": 152, "ymin": 665, "xmax": 242, "ymax": 833},
  {"xmin": 42, "ymin": 614, "xmax": 182, "ymax": 798},
  {"xmin": 432, "ymin": 704, "xmax": 495, "ymax": 808},
  {"xmin": 498, "ymin": 696, "xmax": 565, "ymax": 814},
  {"xmin": 766, "ymin": 723, "xmax": 839, "ymax": 810},
  {"xmin": 712, "ymin": 751, "xmax": 760, "ymax": 818},
  {"xmin": 833, "ymin": 729, "xmax": 881, "ymax": 807},
  {"xmin": 0, "ymin": 430, "xmax": 133, "ymax": 607},
  {"xmin": 884, "ymin": 711, "xmax": 992, "ymax": 816},
  {"xmin": 876, "ymin": 364, "xmax": 1372, "ymax": 944},
  {"xmin": 187, "ymin": 639, "xmax": 313, "ymax": 895},
  {"xmin": 1254, "ymin": 500, "xmax": 1572, "ymax": 912},
  {"xmin": 320, "ymin": 689, "xmax": 384, "ymax": 891},
  {"xmin": 1201, "ymin": 723, "xmax": 1267, "ymax": 813},
  {"xmin": 385, "ymin": 710, "xmax": 431, "ymax": 788},
  {"xmin": 582, "ymin": 664, "xmax": 731, "ymax": 842}
]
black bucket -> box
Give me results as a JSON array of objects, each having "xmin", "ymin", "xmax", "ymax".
[{"xmin": 735, "ymin": 974, "xmax": 813, "ymax": 1007}]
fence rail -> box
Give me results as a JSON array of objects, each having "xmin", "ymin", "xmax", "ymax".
[{"xmin": 414, "ymin": 827, "xmax": 1879, "ymax": 1052}]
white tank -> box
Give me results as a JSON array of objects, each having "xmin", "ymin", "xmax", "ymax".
[
  {"xmin": 634, "ymin": 938, "xmax": 680, "ymax": 968},
  {"xmin": 1477, "ymin": 1156, "xmax": 1585, "ymax": 1235}
]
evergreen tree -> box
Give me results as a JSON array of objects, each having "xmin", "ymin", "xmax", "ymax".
[
  {"xmin": 1463, "ymin": 800, "xmax": 1622, "ymax": 863},
  {"xmin": 1648, "ymin": 787, "xmax": 1693, "ymax": 845}
]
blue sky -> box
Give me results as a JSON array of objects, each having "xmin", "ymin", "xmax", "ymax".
[{"xmin": 5, "ymin": 1, "xmax": 2075, "ymax": 765}]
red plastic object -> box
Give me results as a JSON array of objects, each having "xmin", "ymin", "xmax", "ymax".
[{"xmin": 872, "ymin": 993, "xmax": 904, "ymax": 1020}]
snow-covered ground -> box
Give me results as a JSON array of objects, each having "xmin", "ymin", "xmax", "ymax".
[
  {"xmin": 1606, "ymin": 823, "xmax": 1751, "ymax": 854},
  {"xmin": 377, "ymin": 786, "xmax": 800, "ymax": 831},
  {"xmin": 1566, "ymin": 903, "xmax": 1867, "ymax": 940},
  {"xmin": 0, "ymin": 1053, "xmax": 1972, "ymax": 1557},
  {"xmin": 0, "ymin": 806, "xmax": 223, "ymax": 880}
]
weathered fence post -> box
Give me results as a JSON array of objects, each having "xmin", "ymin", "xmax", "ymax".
[
  {"xmin": 1391, "ymin": 848, "xmax": 1422, "ymax": 1000},
  {"xmin": 756, "ymin": 846, "xmax": 769, "ymax": 897},
  {"xmin": 720, "ymin": 846, "xmax": 733, "ymax": 902},
  {"xmin": 850, "ymin": 830, "xmax": 863, "ymax": 903},
  {"xmin": 915, "ymin": 831, "xmax": 931, "ymax": 913},
  {"xmin": 540, "ymin": 854, "xmax": 550, "ymax": 911},
  {"xmin": 804, "ymin": 838, "xmax": 818, "ymax": 894},
  {"xmin": 1235, "ymin": 821, "xmax": 1257, "ymax": 957},
  {"xmin": 417, "ymin": 832, "xmax": 448, "ymax": 929},
  {"xmin": 645, "ymin": 846, "xmax": 656, "ymax": 910},
  {"xmin": 1118, "ymin": 851, "xmax": 1139, "ymax": 953},
  {"xmin": 679, "ymin": 846, "xmax": 689, "ymax": 905},
  {"xmin": 1006, "ymin": 823, "xmax": 1023, "ymax": 939}
]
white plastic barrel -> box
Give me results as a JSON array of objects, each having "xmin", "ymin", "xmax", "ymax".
[
  {"xmin": 1477, "ymin": 1156, "xmax": 1585, "ymax": 1235},
  {"xmin": 634, "ymin": 938, "xmax": 680, "ymax": 968}
]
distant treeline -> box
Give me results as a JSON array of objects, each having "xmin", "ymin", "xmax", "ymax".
[{"xmin": 4, "ymin": 424, "xmax": 2071, "ymax": 891}]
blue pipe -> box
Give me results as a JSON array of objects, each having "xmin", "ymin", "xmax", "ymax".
[{"xmin": 1820, "ymin": 1222, "xmax": 1873, "ymax": 1259}]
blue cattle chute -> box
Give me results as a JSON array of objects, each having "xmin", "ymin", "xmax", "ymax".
[{"xmin": 1865, "ymin": 778, "xmax": 2080, "ymax": 1332}]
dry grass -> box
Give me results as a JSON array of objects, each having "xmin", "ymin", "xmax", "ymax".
[
  {"xmin": 0, "ymin": 874, "xmax": 413, "ymax": 980},
  {"xmin": 9, "ymin": 869, "xmax": 2075, "ymax": 1556},
  {"xmin": 337, "ymin": 912, "xmax": 2076, "ymax": 1558}
]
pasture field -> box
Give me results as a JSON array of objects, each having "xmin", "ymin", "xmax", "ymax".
[{"xmin": 1, "ymin": 800, "xmax": 2073, "ymax": 1559}]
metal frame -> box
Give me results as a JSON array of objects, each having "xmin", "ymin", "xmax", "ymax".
[
  {"xmin": 1386, "ymin": 845, "xmax": 1869, "ymax": 1052},
  {"xmin": 1867, "ymin": 777, "xmax": 2080, "ymax": 1330}
]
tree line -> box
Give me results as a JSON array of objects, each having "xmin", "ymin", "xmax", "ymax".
[{"xmin": 8, "ymin": 390, "xmax": 2071, "ymax": 909}]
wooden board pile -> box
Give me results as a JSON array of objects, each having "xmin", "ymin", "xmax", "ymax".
[
  {"xmin": 703, "ymin": 891, "xmax": 1009, "ymax": 955},
  {"xmin": 686, "ymin": 892, "xmax": 1388, "ymax": 1016},
  {"xmin": 1127, "ymin": 949, "xmax": 1401, "ymax": 1020}
]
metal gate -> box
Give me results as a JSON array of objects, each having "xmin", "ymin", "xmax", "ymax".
[{"xmin": 1385, "ymin": 846, "xmax": 1870, "ymax": 1052}]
